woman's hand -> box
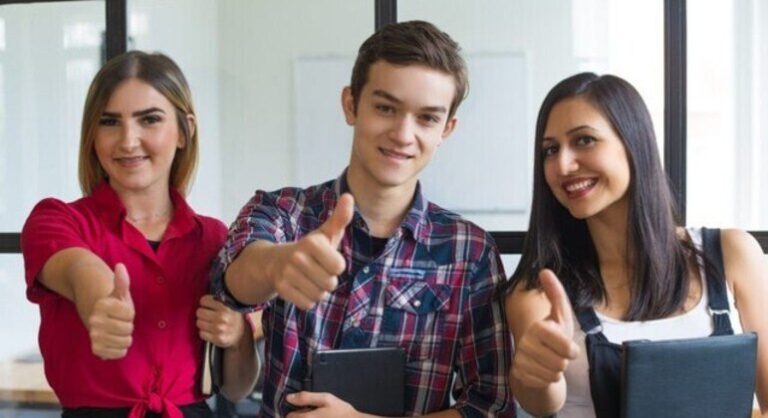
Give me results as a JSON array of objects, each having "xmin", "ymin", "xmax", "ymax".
[
  {"xmin": 196, "ymin": 295, "xmax": 245, "ymax": 348},
  {"xmin": 88, "ymin": 263, "xmax": 135, "ymax": 359},
  {"xmin": 511, "ymin": 269, "xmax": 579, "ymax": 389}
]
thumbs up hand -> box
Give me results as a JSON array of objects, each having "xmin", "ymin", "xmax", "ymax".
[
  {"xmin": 270, "ymin": 193, "xmax": 354, "ymax": 311},
  {"xmin": 511, "ymin": 269, "xmax": 580, "ymax": 389},
  {"xmin": 88, "ymin": 263, "xmax": 135, "ymax": 359}
]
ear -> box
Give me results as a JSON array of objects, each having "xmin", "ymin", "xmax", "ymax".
[
  {"xmin": 341, "ymin": 87, "xmax": 357, "ymax": 126},
  {"xmin": 439, "ymin": 116, "xmax": 458, "ymax": 145},
  {"xmin": 179, "ymin": 114, "xmax": 196, "ymax": 149}
]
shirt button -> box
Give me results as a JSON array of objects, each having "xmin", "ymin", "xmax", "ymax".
[
  {"xmin": 156, "ymin": 276, "xmax": 165, "ymax": 284},
  {"xmin": 157, "ymin": 320, "xmax": 167, "ymax": 329},
  {"xmin": 352, "ymin": 318, "xmax": 360, "ymax": 327},
  {"xmin": 413, "ymin": 300, "xmax": 422, "ymax": 308},
  {"xmin": 362, "ymin": 266, "xmax": 370, "ymax": 274}
]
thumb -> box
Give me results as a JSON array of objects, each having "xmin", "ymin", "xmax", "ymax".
[
  {"xmin": 540, "ymin": 269, "xmax": 573, "ymax": 337},
  {"xmin": 110, "ymin": 263, "xmax": 132, "ymax": 305},
  {"xmin": 319, "ymin": 193, "xmax": 354, "ymax": 247}
]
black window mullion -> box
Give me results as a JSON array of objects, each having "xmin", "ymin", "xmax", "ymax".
[
  {"xmin": 664, "ymin": 0, "xmax": 687, "ymax": 224},
  {"xmin": 375, "ymin": 0, "xmax": 396, "ymax": 30},
  {"xmin": 105, "ymin": 0, "xmax": 126, "ymax": 61}
]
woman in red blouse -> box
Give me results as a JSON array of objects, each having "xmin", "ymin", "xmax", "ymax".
[{"xmin": 21, "ymin": 51, "xmax": 257, "ymax": 418}]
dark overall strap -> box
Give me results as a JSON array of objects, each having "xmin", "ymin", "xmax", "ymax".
[
  {"xmin": 576, "ymin": 307, "xmax": 621, "ymax": 418},
  {"xmin": 701, "ymin": 227, "xmax": 735, "ymax": 336},
  {"xmin": 576, "ymin": 307, "xmax": 603, "ymax": 337}
]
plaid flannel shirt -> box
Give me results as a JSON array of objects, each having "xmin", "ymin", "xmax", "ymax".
[{"xmin": 211, "ymin": 172, "xmax": 514, "ymax": 417}]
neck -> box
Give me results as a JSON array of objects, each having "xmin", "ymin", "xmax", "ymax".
[
  {"xmin": 345, "ymin": 168, "xmax": 415, "ymax": 238},
  {"xmin": 587, "ymin": 198, "xmax": 632, "ymax": 270},
  {"xmin": 111, "ymin": 181, "xmax": 174, "ymax": 223}
]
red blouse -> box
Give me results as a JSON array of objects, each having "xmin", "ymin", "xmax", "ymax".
[{"xmin": 21, "ymin": 182, "xmax": 226, "ymax": 418}]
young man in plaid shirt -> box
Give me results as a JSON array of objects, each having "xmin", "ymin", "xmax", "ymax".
[{"xmin": 211, "ymin": 20, "xmax": 514, "ymax": 418}]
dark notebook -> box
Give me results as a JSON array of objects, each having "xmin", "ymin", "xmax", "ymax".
[
  {"xmin": 306, "ymin": 347, "xmax": 405, "ymax": 416},
  {"xmin": 621, "ymin": 333, "xmax": 757, "ymax": 418}
]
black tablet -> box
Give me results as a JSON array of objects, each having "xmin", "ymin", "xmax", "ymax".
[
  {"xmin": 621, "ymin": 333, "xmax": 757, "ymax": 418},
  {"xmin": 306, "ymin": 347, "xmax": 405, "ymax": 416}
]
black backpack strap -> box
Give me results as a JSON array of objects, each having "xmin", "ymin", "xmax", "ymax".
[{"xmin": 701, "ymin": 227, "xmax": 734, "ymax": 335}]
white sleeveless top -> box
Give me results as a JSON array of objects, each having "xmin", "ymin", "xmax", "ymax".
[{"xmin": 558, "ymin": 228, "xmax": 744, "ymax": 418}]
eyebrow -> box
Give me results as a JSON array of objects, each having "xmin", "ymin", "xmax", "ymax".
[
  {"xmin": 542, "ymin": 124, "xmax": 597, "ymax": 142},
  {"xmin": 372, "ymin": 89, "xmax": 448, "ymax": 114},
  {"xmin": 101, "ymin": 107, "xmax": 166, "ymax": 118}
]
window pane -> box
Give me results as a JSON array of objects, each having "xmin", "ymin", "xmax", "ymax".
[
  {"xmin": 687, "ymin": 0, "xmax": 768, "ymax": 229},
  {"xmin": 0, "ymin": 1, "xmax": 104, "ymax": 232},
  {"xmin": 400, "ymin": 0, "xmax": 664, "ymax": 231},
  {"xmin": 128, "ymin": 0, "xmax": 374, "ymax": 222}
]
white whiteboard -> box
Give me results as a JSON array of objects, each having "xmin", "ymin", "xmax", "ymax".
[{"xmin": 294, "ymin": 54, "xmax": 529, "ymax": 214}]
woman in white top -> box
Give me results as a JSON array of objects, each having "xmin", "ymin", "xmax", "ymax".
[{"xmin": 501, "ymin": 72, "xmax": 768, "ymax": 417}]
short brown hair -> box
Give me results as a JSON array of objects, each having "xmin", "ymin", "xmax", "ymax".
[
  {"xmin": 78, "ymin": 51, "xmax": 198, "ymax": 196},
  {"xmin": 350, "ymin": 20, "xmax": 468, "ymax": 118}
]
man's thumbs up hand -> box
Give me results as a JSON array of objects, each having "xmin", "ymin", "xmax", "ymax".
[{"xmin": 270, "ymin": 194, "xmax": 354, "ymax": 311}]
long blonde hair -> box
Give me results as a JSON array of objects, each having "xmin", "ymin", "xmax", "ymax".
[{"xmin": 78, "ymin": 51, "xmax": 198, "ymax": 196}]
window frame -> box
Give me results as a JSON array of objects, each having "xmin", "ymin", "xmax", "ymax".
[{"xmin": 1, "ymin": 0, "xmax": 766, "ymax": 254}]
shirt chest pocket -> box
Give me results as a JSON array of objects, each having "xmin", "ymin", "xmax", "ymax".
[{"xmin": 379, "ymin": 277, "xmax": 452, "ymax": 360}]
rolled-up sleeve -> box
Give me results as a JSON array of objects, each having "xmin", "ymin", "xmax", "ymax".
[
  {"xmin": 210, "ymin": 190, "xmax": 287, "ymax": 311},
  {"xmin": 452, "ymin": 243, "xmax": 515, "ymax": 417},
  {"xmin": 21, "ymin": 198, "xmax": 91, "ymax": 304}
]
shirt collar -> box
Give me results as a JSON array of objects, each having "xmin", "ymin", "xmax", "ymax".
[
  {"xmin": 90, "ymin": 181, "xmax": 198, "ymax": 240},
  {"xmin": 333, "ymin": 169, "xmax": 429, "ymax": 244}
]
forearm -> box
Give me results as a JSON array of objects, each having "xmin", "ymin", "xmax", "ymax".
[
  {"xmin": 225, "ymin": 241, "xmax": 285, "ymax": 305},
  {"xmin": 220, "ymin": 327, "xmax": 258, "ymax": 401},
  {"xmin": 510, "ymin": 371, "xmax": 566, "ymax": 416},
  {"xmin": 40, "ymin": 248, "xmax": 114, "ymax": 324}
]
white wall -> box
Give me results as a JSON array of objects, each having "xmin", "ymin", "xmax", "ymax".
[{"xmin": 216, "ymin": 0, "xmax": 373, "ymax": 222}]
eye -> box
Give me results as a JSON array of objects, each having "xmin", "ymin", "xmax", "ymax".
[
  {"xmin": 542, "ymin": 144, "xmax": 559, "ymax": 158},
  {"xmin": 418, "ymin": 114, "xmax": 441, "ymax": 125},
  {"xmin": 99, "ymin": 117, "xmax": 118, "ymax": 127},
  {"xmin": 575, "ymin": 135, "xmax": 596, "ymax": 146},
  {"xmin": 141, "ymin": 114, "xmax": 162, "ymax": 125},
  {"xmin": 375, "ymin": 104, "xmax": 395, "ymax": 115}
]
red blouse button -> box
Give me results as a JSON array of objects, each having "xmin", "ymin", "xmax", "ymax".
[{"xmin": 158, "ymin": 320, "xmax": 167, "ymax": 329}]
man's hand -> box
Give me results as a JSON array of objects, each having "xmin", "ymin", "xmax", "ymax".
[
  {"xmin": 286, "ymin": 392, "xmax": 360, "ymax": 418},
  {"xmin": 270, "ymin": 193, "xmax": 354, "ymax": 310},
  {"xmin": 196, "ymin": 295, "xmax": 246, "ymax": 348},
  {"xmin": 88, "ymin": 263, "xmax": 135, "ymax": 359},
  {"xmin": 511, "ymin": 269, "xmax": 579, "ymax": 388}
]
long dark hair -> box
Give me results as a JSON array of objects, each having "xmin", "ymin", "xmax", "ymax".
[{"xmin": 501, "ymin": 72, "xmax": 691, "ymax": 321}]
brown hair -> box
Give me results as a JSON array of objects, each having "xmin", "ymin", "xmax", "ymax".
[
  {"xmin": 78, "ymin": 50, "xmax": 198, "ymax": 196},
  {"xmin": 350, "ymin": 20, "xmax": 468, "ymax": 118}
]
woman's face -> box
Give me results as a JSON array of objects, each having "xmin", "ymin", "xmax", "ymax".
[
  {"xmin": 541, "ymin": 96, "xmax": 631, "ymax": 221},
  {"xmin": 94, "ymin": 78, "xmax": 186, "ymax": 196}
]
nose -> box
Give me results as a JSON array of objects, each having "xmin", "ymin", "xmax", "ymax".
[
  {"xmin": 389, "ymin": 115, "xmax": 416, "ymax": 146},
  {"xmin": 555, "ymin": 147, "xmax": 579, "ymax": 175},
  {"xmin": 118, "ymin": 121, "xmax": 141, "ymax": 150}
]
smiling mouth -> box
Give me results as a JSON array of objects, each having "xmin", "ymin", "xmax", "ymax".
[
  {"xmin": 562, "ymin": 178, "xmax": 597, "ymax": 198},
  {"xmin": 379, "ymin": 148, "xmax": 412, "ymax": 160},
  {"xmin": 115, "ymin": 156, "xmax": 149, "ymax": 166}
]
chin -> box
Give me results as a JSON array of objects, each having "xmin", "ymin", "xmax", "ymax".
[{"xmin": 565, "ymin": 205, "xmax": 598, "ymax": 220}]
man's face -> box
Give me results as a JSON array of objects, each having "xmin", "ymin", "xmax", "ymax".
[{"xmin": 343, "ymin": 61, "xmax": 457, "ymax": 194}]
